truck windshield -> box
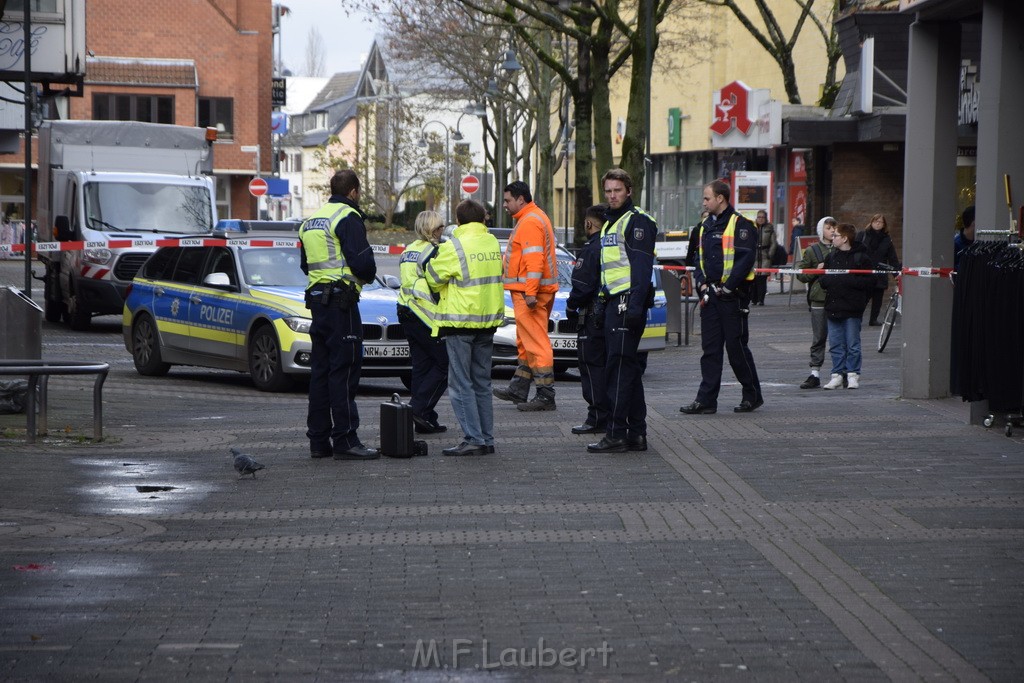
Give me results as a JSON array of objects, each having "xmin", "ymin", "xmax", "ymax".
[{"xmin": 84, "ymin": 181, "xmax": 213, "ymax": 234}]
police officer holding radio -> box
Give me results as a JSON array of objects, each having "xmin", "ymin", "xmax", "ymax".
[
  {"xmin": 680, "ymin": 179, "xmax": 763, "ymax": 415},
  {"xmin": 587, "ymin": 169, "xmax": 658, "ymax": 454},
  {"xmin": 565, "ymin": 204, "xmax": 609, "ymax": 435},
  {"xmin": 299, "ymin": 169, "xmax": 379, "ymax": 460}
]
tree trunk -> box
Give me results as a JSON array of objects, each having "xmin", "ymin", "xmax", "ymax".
[
  {"xmin": 530, "ymin": 30, "xmax": 554, "ymax": 215},
  {"xmin": 781, "ymin": 52, "xmax": 801, "ymax": 104},
  {"xmin": 572, "ymin": 25, "xmax": 595, "ymax": 245},
  {"xmin": 591, "ymin": 20, "xmax": 614, "ymax": 178},
  {"xmin": 618, "ymin": 5, "xmax": 653, "ymax": 207}
]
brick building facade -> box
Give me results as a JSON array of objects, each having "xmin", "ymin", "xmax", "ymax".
[
  {"xmin": 831, "ymin": 142, "xmax": 906, "ymax": 254},
  {"xmin": 1, "ymin": 0, "xmax": 273, "ymax": 223}
]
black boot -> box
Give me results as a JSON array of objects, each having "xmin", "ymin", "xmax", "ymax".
[
  {"xmin": 517, "ymin": 386, "xmax": 555, "ymax": 412},
  {"xmin": 493, "ymin": 367, "xmax": 531, "ymax": 404}
]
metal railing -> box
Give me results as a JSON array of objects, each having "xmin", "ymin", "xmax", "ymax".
[{"xmin": 0, "ymin": 361, "xmax": 110, "ymax": 443}]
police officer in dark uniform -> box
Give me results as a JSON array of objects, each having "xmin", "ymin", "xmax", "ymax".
[
  {"xmin": 299, "ymin": 169, "xmax": 379, "ymax": 460},
  {"xmin": 565, "ymin": 204, "xmax": 609, "ymax": 435},
  {"xmin": 587, "ymin": 169, "xmax": 658, "ymax": 453},
  {"xmin": 680, "ymin": 179, "xmax": 763, "ymax": 415}
]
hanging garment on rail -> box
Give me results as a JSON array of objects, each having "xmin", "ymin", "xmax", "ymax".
[{"xmin": 951, "ymin": 241, "xmax": 1024, "ymax": 412}]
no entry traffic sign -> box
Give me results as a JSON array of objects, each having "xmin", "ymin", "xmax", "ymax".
[
  {"xmin": 460, "ymin": 174, "xmax": 480, "ymax": 194},
  {"xmin": 249, "ymin": 177, "xmax": 269, "ymax": 197}
]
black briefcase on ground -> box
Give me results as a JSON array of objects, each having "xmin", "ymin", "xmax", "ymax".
[{"xmin": 380, "ymin": 393, "xmax": 414, "ymax": 458}]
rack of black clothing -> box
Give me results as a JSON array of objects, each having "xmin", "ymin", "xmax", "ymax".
[{"xmin": 951, "ymin": 239, "xmax": 1024, "ymax": 435}]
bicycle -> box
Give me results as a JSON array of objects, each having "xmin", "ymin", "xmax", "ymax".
[{"xmin": 877, "ymin": 269, "xmax": 902, "ymax": 352}]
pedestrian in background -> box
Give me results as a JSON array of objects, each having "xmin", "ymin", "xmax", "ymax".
[
  {"xmin": 587, "ymin": 169, "xmax": 657, "ymax": 454},
  {"xmin": 954, "ymin": 205, "xmax": 975, "ymax": 272},
  {"xmin": 821, "ymin": 223, "xmax": 874, "ymax": 389},
  {"xmin": 565, "ymin": 204, "xmax": 609, "ymax": 436},
  {"xmin": 299, "ymin": 169, "xmax": 379, "ymax": 460},
  {"xmin": 751, "ymin": 209, "xmax": 778, "ymax": 306},
  {"xmin": 680, "ymin": 179, "xmax": 763, "ymax": 415},
  {"xmin": 425, "ymin": 200, "xmax": 505, "ymax": 457},
  {"xmin": 795, "ymin": 216, "xmax": 837, "ymax": 389},
  {"xmin": 856, "ymin": 213, "xmax": 901, "ymax": 326},
  {"xmin": 397, "ymin": 210, "xmax": 448, "ymax": 435},
  {"xmin": 493, "ymin": 181, "xmax": 560, "ymax": 412}
]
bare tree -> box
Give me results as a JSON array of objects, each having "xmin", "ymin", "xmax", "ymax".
[
  {"xmin": 799, "ymin": 0, "xmax": 843, "ymax": 107},
  {"xmin": 347, "ymin": 0, "xmax": 704, "ymax": 238},
  {"xmin": 304, "ymin": 27, "xmax": 327, "ymax": 77},
  {"xmin": 694, "ymin": 0, "xmax": 839, "ymax": 104},
  {"xmin": 310, "ymin": 101, "xmax": 444, "ymax": 227}
]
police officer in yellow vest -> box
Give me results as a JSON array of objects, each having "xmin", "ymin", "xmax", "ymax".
[
  {"xmin": 299, "ymin": 169, "xmax": 379, "ymax": 460},
  {"xmin": 424, "ymin": 200, "xmax": 505, "ymax": 457},
  {"xmin": 397, "ymin": 210, "xmax": 449, "ymax": 434},
  {"xmin": 680, "ymin": 179, "xmax": 764, "ymax": 415},
  {"xmin": 587, "ymin": 169, "xmax": 658, "ymax": 454}
]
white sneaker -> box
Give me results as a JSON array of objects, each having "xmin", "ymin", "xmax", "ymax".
[
  {"xmin": 822, "ymin": 373, "xmax": 844, "ymax": 390},
  {"xmin": 847, "ymin": 372, "xmax": 860, "ymax": 389}
]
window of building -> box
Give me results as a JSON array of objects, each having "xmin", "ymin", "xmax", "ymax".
[
  {"xmin": 198, "ymin": 97, "xmax": 234, "ymax": 139},
  {"xmin": 6, "ymin": 1, "xmax": 61, "ymax": 14},
  {"xmin": 281, "ymin": 151, "xmax": 302, "ymax": 173},
  {"xmin": 215, "ymin": 176, "xmax": 231, "ymax": 220},
  {"xmin": 93, "ymin": 93, "xmax": 174, "ymax": 124}
]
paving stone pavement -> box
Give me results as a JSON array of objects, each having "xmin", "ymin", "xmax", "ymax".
[{"xmin": 1, "ymin": 263, "xmax": 1022, "ymax": 681}]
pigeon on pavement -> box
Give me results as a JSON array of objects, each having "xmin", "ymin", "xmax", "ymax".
[{"xmin": 231, "ymin": 447, "xmax": 265, "ymax": 478}]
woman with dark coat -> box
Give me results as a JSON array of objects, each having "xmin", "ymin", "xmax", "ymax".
[
  {"xmin": 820, "ymin": 223, "xmax": 875, "ymax": 390},
  {"xmin": 751, "ymin": 210, "xmax": 778, "ymax": 306},
  {"xmin": 856, "ymin": 213, "xmax": 901, "ymax": 325}
]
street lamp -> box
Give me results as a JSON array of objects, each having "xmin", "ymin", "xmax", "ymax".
[
  {"xmin": 419, "ymin": 120, "xmax": 452, "ymax": 223},
  {"xmin": 490, "ymin": 49, "xmax": 522, "ymax": 230}
]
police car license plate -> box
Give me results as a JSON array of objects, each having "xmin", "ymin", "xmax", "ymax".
[
  {"xmin": 551, "ymin": 337, "xmax": 577, "ymax": 350},
  {"xmin": 364, "ymin": 344, "xmax": 410, "ymax": 358}
]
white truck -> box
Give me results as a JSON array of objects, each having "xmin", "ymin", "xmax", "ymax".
[{"xmin": 37, "ymin": 120, "xmax": 218, "ymax": 329}]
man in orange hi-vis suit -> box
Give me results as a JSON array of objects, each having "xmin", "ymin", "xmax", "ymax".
[{"xmin": 493, "ymin": 180, "xmax": 560, "ymax": 411}]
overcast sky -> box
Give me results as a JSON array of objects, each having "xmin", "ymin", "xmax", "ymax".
[{"xmin": 278, "ymin": 1, "xmax": 377, "ymax": 77}]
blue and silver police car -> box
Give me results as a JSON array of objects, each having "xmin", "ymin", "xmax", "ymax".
[
  {"xmin": 491, "ymin": 251, "xmax": 668, "ymax": 372},
  {"xmin": 122, "ymin": 237, "xmax": 410, "ymax": 391}
]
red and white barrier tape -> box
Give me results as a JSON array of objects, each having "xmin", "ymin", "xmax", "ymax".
[
  {"xmin": 653, "ymin": 264, "xmax": 955, "ymax": 278},
  {"xmin": 0, "ymin": 238, "xmax": 407, "ymax": 255},
  {"xmin": 0, "ymin": 240, "xmax": 951, "ymax": 276}
]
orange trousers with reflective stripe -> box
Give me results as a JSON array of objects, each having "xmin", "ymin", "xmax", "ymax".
[{"xmin": 512, "ymin": 291, "xmax": 555, "ymax": 383}]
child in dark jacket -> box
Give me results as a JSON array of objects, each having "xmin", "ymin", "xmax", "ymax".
[{"xmin": 820, "ymin": 223, "xmax": 874, "ymax": 389}]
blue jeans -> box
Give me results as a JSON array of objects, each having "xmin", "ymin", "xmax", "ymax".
[
  {"xmin": 445, "ymin": 330, "xmax": 495, "ymax": 447},
  {"xmin": 827, "ymin": 316, "xmax": 862, "ymax": 375}
]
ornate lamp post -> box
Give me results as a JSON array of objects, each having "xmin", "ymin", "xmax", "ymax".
[
  {"xmin": 418, "ymin": 121, "xmax": 452, "ymax": 224},
  {"xmin": 489, "ymin": 49, "xmax": 522, "ymax": 230}
]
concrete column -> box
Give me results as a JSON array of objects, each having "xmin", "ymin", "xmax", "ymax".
[
  {"xmin": 901, "ymin": 20, "xmax": 960, "ymax": 399},
  {"xmin": 975, "ymin": 0, "xmax": 1024, "ymax": 233},
  {"xmin": 969, "ymin": 0, "xmax": 1024, "ymax": 424}
]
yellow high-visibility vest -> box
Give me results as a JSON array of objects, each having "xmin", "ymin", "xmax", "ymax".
[
  {"xmin": 298, "ymin": 202, "xmax": 362, "ymax": 290},
  {"xmin": 697, "ymin": 213, "xmax": 755, "ymax": 283}
]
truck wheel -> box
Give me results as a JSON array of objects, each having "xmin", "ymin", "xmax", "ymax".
[
  {"xmin": 44, "ymin": 298, "xmax": 65, "ymax": 323},
  {"xmin": 249, "ymin": 324, "xmax": 294, "ymax": 392},
  {"xmin": 131, "ymin": 314, "xmax": 170, "ymax": 376},
  {"xmin": 66, "ymin": 284, "xmax": 92, "ymax": 331},
  {"xmin": 43, "ymin": 265, "xmax": 64, "ymax": 322}
]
